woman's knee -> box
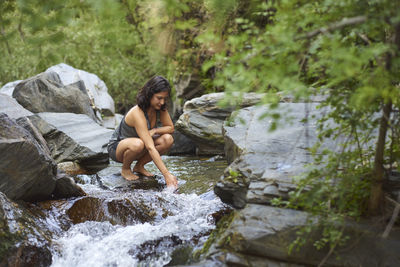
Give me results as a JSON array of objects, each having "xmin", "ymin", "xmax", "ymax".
[
  {"xmin": 128, "ymin": 139, "xmax": 145, "ymax": 151},
  {"xmin": 162, "ymin": 134, "xmax": 174, "ymax": 147}
]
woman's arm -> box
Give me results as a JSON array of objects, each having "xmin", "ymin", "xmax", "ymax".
[
  {"xmin": 127, "ymin": 108, "xmax": 177, "ymax": 187},
  {"xmin": 150, "ymin": 110, "xmax": 174, "ymax": 136}
]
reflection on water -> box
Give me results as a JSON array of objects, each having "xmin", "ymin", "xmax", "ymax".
[{"xmin": 50, "ymin": 155, "xmax": 229, "ymax": 267}]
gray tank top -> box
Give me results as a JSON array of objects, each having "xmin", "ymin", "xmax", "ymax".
[{"xmin": 109, "ymin": 111, "xmax": 158, "ymax": 144}]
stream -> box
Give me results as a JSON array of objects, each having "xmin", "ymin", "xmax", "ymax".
[{"xmin": 37, "ymin": 155, "xmax": 229, "ymax": 267}]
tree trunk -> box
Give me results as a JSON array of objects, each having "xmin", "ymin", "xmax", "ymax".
[{"xmin": 368, "ymin": 101, "xmax": 392, "ymax": 215}]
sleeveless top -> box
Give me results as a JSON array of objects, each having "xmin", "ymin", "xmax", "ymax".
[{"xmin": 108, "ymin": 110, "xmax": 159, "ymax": 146}]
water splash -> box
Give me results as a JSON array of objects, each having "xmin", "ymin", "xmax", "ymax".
[{"xmin": 51, "ymin": 187, "xmax": 227, "ymax": 267}]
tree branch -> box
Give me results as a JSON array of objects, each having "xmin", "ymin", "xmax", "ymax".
[{"xmin": 298, "ymin": 16, "xmax": 367, "ymax": 40}]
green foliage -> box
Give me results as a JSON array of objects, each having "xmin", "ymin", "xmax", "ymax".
[
  {"xmin": 193, "ymin": 0, "xmax": 400, "ymax": 254},
  {"xmin": 0, "ymin": 0, "xmax": 168, "ymax": 112}
]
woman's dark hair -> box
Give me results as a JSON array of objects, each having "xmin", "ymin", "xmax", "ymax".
[{"xmin": 136, "ymin": 76, "xmax": 171, "ymax": 111}]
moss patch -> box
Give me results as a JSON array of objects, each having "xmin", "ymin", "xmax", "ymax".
[{"xmin": 192, "ymin": 210, "xmax": 236, "ymax": 260}]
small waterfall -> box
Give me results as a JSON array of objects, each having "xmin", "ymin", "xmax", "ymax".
[{"xmin": 48, "ymin": 156, "xmax": 229, "ymax": 267}]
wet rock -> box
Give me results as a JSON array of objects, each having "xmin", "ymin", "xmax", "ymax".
[
  {"xmin": 66, "ymin": 196, "xmax": 156, "ymax": 225},
  {"xmin": 175, "ymin": 93, "xmax": 263, "ymax": 155},
  {"xmin": 96, "ymin": 173, "xmax": 165, "ymax": 191},
  {"xmin": 12, "ymin": 71, "xmax": 98, "ymax": 122},
  {"xmin": 57, "ymin": 161, "xmax": 88, "ymax": 175},
  {"xmin": 46, "ymin": 63, "xmax": 115, "ymax": 119},
  {"xmin": 29, "ymin": 112, "xmax": 113, "ymax": 173},
  {"xmin": 0, "ymin": 192, "xmax": 53, "ymax": 266},
  {"xmin": 216, "ymin": 103, "xmax": 339, "ymax": 208},
  {"xmin": 0, "ymin": 113, "xmax": 57, "ymax": 201},
  {"xmin": 53, "ymin": 172, "xmax": 86, "ymax": 199},
  {"xmin": 0, "ymin": 80, "xmax": 22, "ymax": 96},
  {"xmin": 0, "ymin": 93, "xmax": 33, "ymax": 120},
  {"xmin": 207, "ymin": 204, "xmax": 400, "ymax": 266}
]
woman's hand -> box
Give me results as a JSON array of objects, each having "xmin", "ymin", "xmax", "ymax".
[
  {"xmin": 164, "ymin": 172, "xmax": 178, "ymax": 189},
  {"xmin": 149, "ymin": 128, "xmax": 157, "ymax": 137}
]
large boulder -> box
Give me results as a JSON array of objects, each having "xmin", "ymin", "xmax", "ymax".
[
  {"xmin": 0, "ymin": 93, "xmax": 33, "ymax": 119},
  {"xmin": 0, "ymin": 192, "xmax": 53, "ymax": 266},
  {"xmin": 214, "ymin": 103, "xmax": 340, "ymax": 208},
  {"xmin": 30, "ymin": 112, "xmax": 113, "ymax": 173},
  {"xmin": 46, "ymin": 63, "xmax": 115, "ymax": 118},
  {"xmin": 0, "ymin": 113, "xmax": 57, "ymax": 201},
  {"xmin": 175, "ymin": 93, "xmax": 263, "ymax": 155},
  {"xmin": 12, "ymin": 71, "xmax": 97, "ymax": 122},
  {"xmin": 204, "ymin": 205, "xmax": 400, "ymax": 266}
]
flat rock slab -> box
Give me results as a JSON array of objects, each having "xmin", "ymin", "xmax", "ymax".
[
  {"xmin": 97, "ymin": 173, "xmax": 165, "ymax": 191},
  {"xmin": 38, "ymin": 112, "xmax": 112, "ymax": 154}
]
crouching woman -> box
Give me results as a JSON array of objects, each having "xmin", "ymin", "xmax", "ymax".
[{"xmin": 107, "ymin": 76, "xmax": 178, "ymax": 189}]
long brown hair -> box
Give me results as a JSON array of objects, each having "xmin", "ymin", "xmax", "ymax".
[{"xmin": 136, "ymin": 76, "xmax": 171, "ymax": 111}]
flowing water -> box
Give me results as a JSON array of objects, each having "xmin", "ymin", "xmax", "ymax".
[{"xmin": 45, "ymin": 155, "xmax": 229, "ymax": 267}]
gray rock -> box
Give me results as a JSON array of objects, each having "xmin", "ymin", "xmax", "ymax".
[
  {"xmin": 46, "ymin": 63, "xmax": 115, "ymax": 117},
  {"xmin": 0, "ymin": 80, "xmax": 22, "ymax": 96},
  {"xmin": 52, "ymin": 171, "xmax": 86, "ymax": 199},
  {"xmin": 208, "ymin": 204, "xmax": 400, "ymax": 266},
  {"xmin": 216, "ymin": 103, "xmax": 340, "ymax": 208},
  {"xmin": 0, "ymin": 113, "xmax": 57, "ymax": 201},
  {"xmin": 0, "ymin": 192, "xmax": 53, "ymax": 266},
  {"xmin": 0, "ymin": 93, "xmax": 33, "ymax": 119},
  {"xmin": 175, "ymin": 93, "xmax": 263, "ymax": 155},
  {"xmin": 16, "ymin": 116, "xmax": 51, "ymax": 156},
  {"xmin": 29, "ymin": 112, "xmax": 113, "ymax": 173},
  {"xmin": 169, "ymin": 131, "xmax": 197, "ymax": 155},
  {"xmin": 96, "ymin": 173, "xmax": 165, "ymax": 191},
  {"xmin": 12, "ymin": 71, "xmax": 97, "ymax": 121}
]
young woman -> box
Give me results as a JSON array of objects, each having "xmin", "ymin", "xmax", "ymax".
[{"xmin": 107, "ymin": 76, "xmax": 178, "ymax": 188}]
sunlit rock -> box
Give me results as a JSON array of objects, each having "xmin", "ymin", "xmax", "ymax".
[
  {"xmin": 46, "ymin": 63, "xmax": 115, "ymax": 119},
  {"xmin": 28, "ymin": 112, "xmax": 112, "ymax": 173},
  {"xmin": 175, "ymin": 92, "xmax": 263, "ymax": 155},
  {"xmin": 0, "ymin": 93, "xmax": 33, "ymax": 119},
  {"xmin": 0, "ymin": 80, "xmax": 22, "ymax": 96},
  {"xmin": 12, "ymin": 71, "xmax": 98, "ymax": 122}
]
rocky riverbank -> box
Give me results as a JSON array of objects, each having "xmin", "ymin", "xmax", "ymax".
[{"xmin": 1, "ymin": 64, "xmax": 400, "ymax": 266}]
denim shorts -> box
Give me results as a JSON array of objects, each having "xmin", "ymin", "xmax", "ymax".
[{"xmin": 107, "ymin": 141, "xmax": 121, "ymax": 163}]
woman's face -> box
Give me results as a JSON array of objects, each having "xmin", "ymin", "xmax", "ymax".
[{"xmin": 150, "ymin": 91, "xmax": 169, "ymax": 110}]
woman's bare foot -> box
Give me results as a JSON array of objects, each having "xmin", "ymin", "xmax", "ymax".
[
  {"xmin": 133, "ymin": 165, "xmax": 154, "ymax": 177},
  {"xmin": 121, "ymin": 168, "xmax": 139, "ymax": 181}
]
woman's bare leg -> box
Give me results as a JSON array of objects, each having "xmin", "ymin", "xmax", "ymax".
[
  {"xmin": 133, "ymin": 134, "xmax": 174, "ymax": 176},
  {"xmin": 116, "ymin": 138, "xmax": 145, "ymax": 180}
]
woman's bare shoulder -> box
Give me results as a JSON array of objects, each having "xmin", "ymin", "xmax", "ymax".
[{"xmin": 125, "ymin": 105, "xmax": 145, "ymax": 126}]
